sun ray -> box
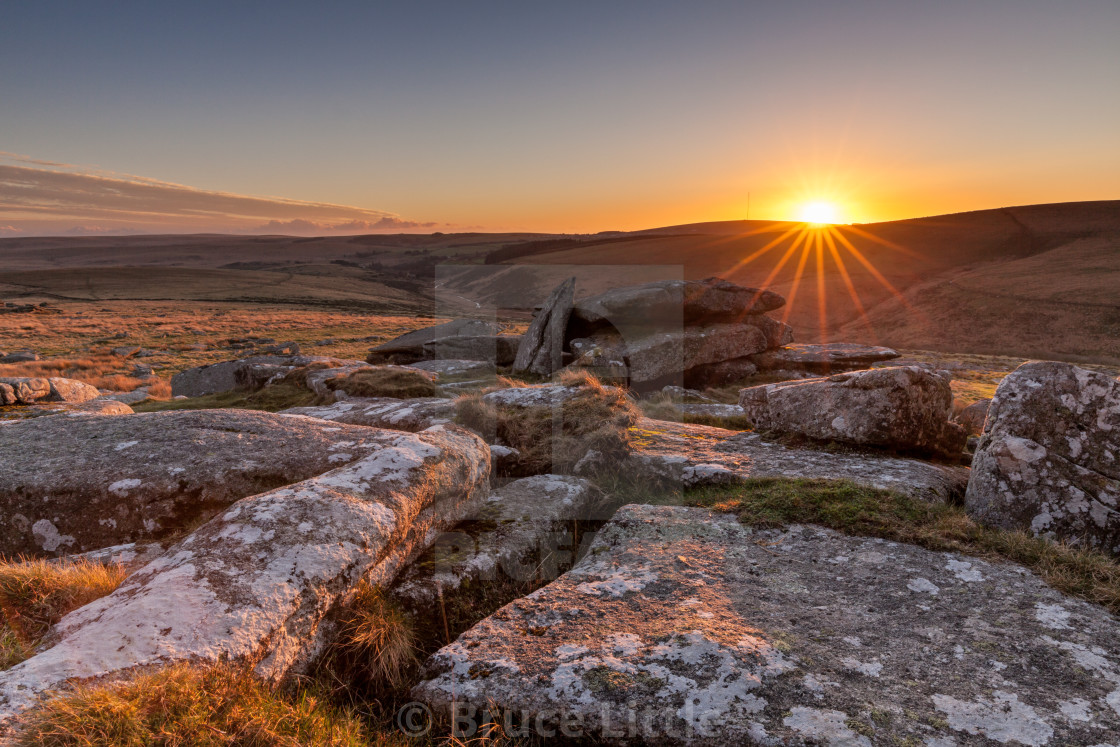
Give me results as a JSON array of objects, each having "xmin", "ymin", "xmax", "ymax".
[
  {"xmin": 839, "ymin": 224, "xmax": 924, "ymax": 260},
  {"xmin": 744, "ymin": 227, "xmax": 811, "ymax": 315},
  {"xmin": 780, "ymin": 234, "xmax": 815, "ymax": 326},
  {"xmin": 720, "ymin": 225, "xmax": 804, "ymax": 280},
  {"xmin": 699, "ymin": 220, "xmax": 801, "ymax": 255},
  {"xmin": 827, "ymin": 226, "xmax": 911, "ymax": 307},
  {"xmin": 822, "ymin": 228, "xmax": 877, "ymax": 342},
  {"xmin": 814, "ymin": 230, "xmax": 828, "ymax": 342}
]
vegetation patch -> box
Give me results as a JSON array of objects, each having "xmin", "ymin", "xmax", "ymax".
[
  {"xmin": 639, "ymin": 392, "xmax": 754, "ymax": 431},
  {"xmin": 314, "ymin": 582, "xmax": 418, "ymax": 695},
  {"xmin": 674, "ymin": 477, "xmax": 1120, "ymax": 614},
  {"xmin": 13, "ymin": 662, "xmax": 369, "ymax": 747},
  {"xmin": 325, "ymin": 368, "xmax": 439, "ymax": 399},
  {"xmin": 133, "ymin": 380, "xmax": 320, "ymax": 413},
  {"xmin": 455, "ymin": 371, "xmax": 639, "ymax": 475},
  {"xmin": 1, "ymin": 557, "xmax": 128, "ymax": 671}
]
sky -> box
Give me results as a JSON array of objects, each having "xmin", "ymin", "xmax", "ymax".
[{"xmin": 1, "ymin": 0, "xmax": 1118, "ymax": 235}]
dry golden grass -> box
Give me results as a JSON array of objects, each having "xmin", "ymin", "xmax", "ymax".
[
  {"xmin": 455, "ymin": 372, "xmax": 639, "ymax": 475},
  {"xmin": 325, "ymin": 368, "xmax": 439, "ymax": 399},
  {"xmin": 0, "ymin": 355, "xmax": 170, "ymax": 395},
  {"xmin": 1, "ymin": 558, "xmax": 128, "ymax": 671},
  {"xmin": 0, "ymin": 300, "xmax": 458, "ymax": 376},
  {"xmin": 315, "ymin": 583, "xmax": 418, "ymax": 694},
  {"xmin": 13, "ymin": 662, "xmax": 370, "ymax": 747},
  {"xmin": 680, "ymin": 478, "xmax": 1120, "ymax": 614},
  {"xmin": 146, "ymin": 379, "xmax": 172, "ymax": 399}
]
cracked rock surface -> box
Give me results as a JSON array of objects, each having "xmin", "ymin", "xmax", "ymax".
[
  {"xmin": 0, "ymin": 409, "xmax": 408, "ymax": 555},
  {"xmin": 413, "ymin": 504, "xmax": 1120, "ymax": 746},
  {"xmin": 967, "ymin": 361, "xmax": 1120, "ymax": 554},
  {"xmin": 0, "ymin": 424, "xmax": 489, "ymax": 732},
  {"xmin": 393, "ymin": 474, "xmax": 600, "ymax": 611},
  {"xmin": 629, "ymin": 418, "xmax": 969, "ymax": 500},
  {"xmin": 281, "ymin": 396, "xmax": 456, "ymax": 432}
]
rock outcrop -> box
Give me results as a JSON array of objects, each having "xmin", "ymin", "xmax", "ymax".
[
  {"xmin": 0, "ymin": 350, "xmax": 38, "ymax": 363},
  {"xmin": 0, "ymin": 377, "xmax": 104, "ymax": 406},
  {"xmin": 0, "ymin": 424, "xmax": 489, "ymax": 731},
  {"xmin": 281, "ymin": 397, "xmax": 456, "ymax": 432},
  {"xmin": 956, "ymin": 397, "xmax": 992, "ymax": 436},
  {"xmin": 413, "ymin": 504, "xmax": 1120, "ymax": 745},
  {"xmin": 628, "ymin": 418, "xmax": 969, "ymax": 500},
  {"xmin": 749, "ymin": 342, "xmax": 900, "ymax": 374},
  {"xmin": 568, "ymin": 277, "xmax": 785, "ymax": 331},
  {"xmin": 739, "ymin": 366, "xmax": 967, "ymax": 459},
  {"xmin": 0, "ymin": 409, "xmax": 414, "ymax": 555},
  {"xmin": 170, "ymin": 354, "xmax": 364, "ymax": 397},
  {"xmin": 368, "ymin": 319, "xmax": 501, "ymax": 363},
  {"xmin": 393, "ymin": 475, "xmax": 600, "ymax": 611},
  {"xmin": 513, "ymin": 277, "xmax": 575, "ymax": 376},
  {"xmin": 562, "ymin": 277, "xmax": 793, "ymax": 391},
  {"xmin": 0, "ymin": 377, "xmax": 50, "ymax": 404},
  {"xmin": 966, "ymin": 362, "xmax": 1120, "ymax": 553}
]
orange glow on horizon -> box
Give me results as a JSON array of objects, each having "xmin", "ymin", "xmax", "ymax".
[{"xmin": 717, "ymin": 221, "xmax": 926, "ymax": 341}]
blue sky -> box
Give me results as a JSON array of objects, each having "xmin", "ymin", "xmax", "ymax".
[{"xmin": 2, "ymin": 0, "xmax": 1118, "ymax": 234}]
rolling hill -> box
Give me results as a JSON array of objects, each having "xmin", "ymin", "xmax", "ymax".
[{"xmin": 1, "ymin": 201, "xmax": 1117, "ymax": 362}]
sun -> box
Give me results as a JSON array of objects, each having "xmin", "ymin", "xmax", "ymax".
[{"xmin": 799, "ymin": 201, "xmax": 838, "ymax": 225}]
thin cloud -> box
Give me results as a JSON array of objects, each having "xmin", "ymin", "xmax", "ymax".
[{"xmin": 0, "ymin": 154, "xmax": 440, "ymax": 236}]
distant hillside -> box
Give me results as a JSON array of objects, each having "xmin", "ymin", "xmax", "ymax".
[
  {"xmin": 467, "ymin": 201, "xmax": 1120, "ymax": 363},
  {"xmin": 1, "ymin": 201, "xmax": 1117, "ymax": 362}
]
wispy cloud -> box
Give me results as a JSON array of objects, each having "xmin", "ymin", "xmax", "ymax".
[
  {"xmin": 0, "ymin": 152, "xmax": 440, "ymax": 236},
  {"xmin": 254, "ymin": 216, "xmax": 438, "ymax": 233}
]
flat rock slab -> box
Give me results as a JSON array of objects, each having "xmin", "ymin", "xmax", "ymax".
[
  {"xmin": 483, "ymin": 383, "xmax": 617, "ymax": 410},
  {"xmin": 750, "ymin": 343, "xmax": 900, "ymax": 373},
  {"xmin": 370, "ymin": 319, "xmax": 501, "ymax": 358},
  {"xmin": 2, "ymin": 400, "xmax": 135, "ymax": 420},
  {"xmin": 414, "ymin": 504, "xmax": 1120, "ymax": 746},
  {"xmin": 629, "ymin": 418, "xmax": 968, "ymax": 500},
  {"xmin": 967, "ymin": 362, "xmax": 1120, "ymax": 554},
  {"xmin": 0, "ymin": 425, "xmax": 489, "ymax": 733},
  {"xmin": 281, "ymin": 397, "xmax": 456, "ymax": 432},
  {"xmin": 674, "ymin": 403, "xmax": 746, "ymax": 419},
  {"xmin": 424, "ymin": 335, "xmax": 520, "ymax": 366},
  {"xmin": 409, "ymin": 359, "xmax": 497, "ymax": 378},
  {"xmin": 393, "ymin": 475, "xmax": 600, "ymax": 611},
  {"xmin": 0, "ymin": 409, "xmax": 405, "ymax": 555},
  {"xmin": 100, "ymin": 387, "xmax": 152, "ymax": 405}
]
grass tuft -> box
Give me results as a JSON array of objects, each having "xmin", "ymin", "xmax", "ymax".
[
  {"xmin": 318, "ymin": 582, "xmax": 418, "ymax": 693},
  {"xmin": 455, "ymin": 373, "xmax": 639, "ymax": 475},
  {"xmin": 13, "ymin": 662, "xmax": 370, "ymax": 746},
  {"xmin": 325, "ymin": 368, "xmax": 438, "ymax": 399},
  {"xmin": 1, "ymin": 557, "xmax": 128, "ymax": 671},
  {"xmin": 678, "ymin": 477, "xmax": 1120, "ymax": 614}
]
